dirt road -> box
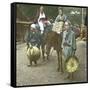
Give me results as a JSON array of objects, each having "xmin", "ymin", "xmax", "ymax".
[{"xmin": 16, "ymin": 41, "xmax": 87, "ymax": 86}]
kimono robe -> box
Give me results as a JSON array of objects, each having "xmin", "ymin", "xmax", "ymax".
[
  {"xmin": 55, "ymin": 14, "xmax": 67, "ymax": 22},
  {"xmin": 38, "ymin": 12, "xmax": 46, "ymax": 33},
  {"xmin": 25, "ymin": 30, "xmax": 41, "ymax": 48},
  {"xmin": 61, "ymin": 29, "xmax": 76, "ymax": 60}
]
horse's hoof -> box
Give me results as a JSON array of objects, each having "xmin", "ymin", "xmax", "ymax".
[
  {"xmin": 27, "ymin": 64, "xmax": 31, "ymax": 67},
  {"xmin": 57, "ymin": 68, "xmax": 60, "ymax": 72},
  {"xmin": 42, "ymin": 57, "xmax": 46, "ymax": 61},
  {"xmin": 60, "ymin": 69, "xmax": 64, "ymax": 73},
  {"xmin": 47, "ymin": 57, "xmax": 49, "ymax": 60},
  {"xmin": 43, "ymin": 58, "xmax": 45, "ymax": 61}
]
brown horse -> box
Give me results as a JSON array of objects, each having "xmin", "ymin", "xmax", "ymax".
[{"xmin": 41, "ymin": 31, "xmax": 63, "ymax": 72}]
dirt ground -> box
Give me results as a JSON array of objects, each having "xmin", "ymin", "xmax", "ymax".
[{"xmin": 16, "ymin": 40, "xmax": 87, "ymax": 86}]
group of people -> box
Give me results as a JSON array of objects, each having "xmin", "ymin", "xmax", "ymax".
[
  {"xmin": 31, "ymin": 6, "xmax": 51, "ymax": 34},
  {"xmin": 25, "ymin": 6, "xmax": 76, "ymax": 61}
]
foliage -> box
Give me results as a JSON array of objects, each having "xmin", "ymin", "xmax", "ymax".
[{"xmin": 17, "ymin": 4, "xmax": 87, "ymax": 25}]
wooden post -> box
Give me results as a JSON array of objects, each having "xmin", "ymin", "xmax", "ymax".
[
  {"xmin": 81, "ymin": 8, "xmax": 84, "ymax": 25},
  {"xmin": 80, "ymin": 8, "xmax": 84, "ymax": 39}
]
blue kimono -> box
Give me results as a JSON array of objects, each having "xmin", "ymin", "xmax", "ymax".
[
  {"xmin": 55, "ymin": 14, "xmax": 67, "ymax": 22},
  {"xmin": 61, "ymin": 29, "xmax": 76, "ymax": 60},
  {"xmin": 25, "ymin": 30, "xmax": 42, "ymax": 48}
]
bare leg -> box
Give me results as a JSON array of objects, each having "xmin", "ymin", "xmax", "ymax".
[
  {"xmin": 27, "ymin": 60, "xmax": 32, "ymax": 67},
  {"xmin": 30, "ymin": 60, "xmax": 32, "ymax": 65},
  {"xmin": 27, "ymin": 56, "xmax": 32, "ymax": 67},
  {"xmin": 68, "ymin": 73, "xmax": 73, "ymax": 80}
]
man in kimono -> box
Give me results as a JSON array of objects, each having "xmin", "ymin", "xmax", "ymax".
[
  {"xmin": 25, "ymin": 28, "xmax": 41, "ymax": 49},
  {"xmin": 61, "ymin": 21, "xmax": 76, "ymax": 60}
]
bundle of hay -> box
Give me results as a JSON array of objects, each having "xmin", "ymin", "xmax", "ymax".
[
  {"xmin": 25, "ymin": 43, "xmax": 40, "ymax": 66},
  {"xmin": 52, "ymin": 21, "xmax": 64, "ymax": 34}
]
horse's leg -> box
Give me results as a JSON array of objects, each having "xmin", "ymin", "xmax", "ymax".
[
  {"xmin": 46, "ymin": 44, "xmax": 51, "ymax": 60},
  {"xmin": 57, "ymin": 50, "xmax": 60, "ymax": 71},
  {"xmin": 57, "ymin": 50, "xmax": 63, "ymax": 72},
  {"xmin": 34, "ymin": 60, "xmax": 37, "ymax": 65},
  {"xmin": 41, "ymin": 44, "xmax": 45, "ymax": 60},
  {"xmin": 59, "ymin": 50, "xmax": 63, "ymax": 73}
]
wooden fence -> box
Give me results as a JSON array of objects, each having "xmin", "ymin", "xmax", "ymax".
[{"xmin": 16, "ymin": 20, "xmax": 33, "ymax": 42}]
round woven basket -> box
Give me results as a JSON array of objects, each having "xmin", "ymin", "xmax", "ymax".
[{"xmin": 65, "ymin": 55, "xmax": 79, "ymax": 73}]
